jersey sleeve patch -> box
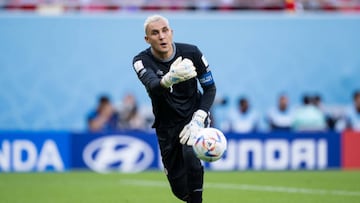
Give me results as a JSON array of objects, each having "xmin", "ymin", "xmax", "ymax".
[
  {"xmin": 199, "ymin": 71, "xmax": 214, "ymax": 86},
  {"xmin": 133, "ymin": 60, "xmax": 145, "ymax": 73},
  {"xmin": 201, "ymin": 55, "xmax": 209, "ymax": 67}
]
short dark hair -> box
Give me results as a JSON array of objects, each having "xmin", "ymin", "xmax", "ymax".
[
  {"xmin": 353, "ymin": 90, "xmax": 360, "ymax": 100},
  {"xmin": 302, "ymin": 94, "xmax": 311, "ymax": 105},
  {"xmin": 238, "ymin": 97, "xmax": 248, "ymax": 106},
  {"xmin": 313, "ymin": 94, "xmax": 321, "ymax": 102},
  {"xmin": 99, "ymin": 95, "xmax": 110, "ymax": 104}
]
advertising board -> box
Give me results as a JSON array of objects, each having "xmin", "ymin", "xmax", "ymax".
[{"xmin": 0, "ymin": 131, "xmax": 70, "ymax": 172}]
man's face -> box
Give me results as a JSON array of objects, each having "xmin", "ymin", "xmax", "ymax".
[
  {"xmin": 279, "ymin": 96, "xmax": 288, "ymax": 110},
  {"xmin": 240, "ymin": 101, "xmax": 249, "ymax": 113},
  {"xmin": 355, "ymin": 95, "xmax": 360, "ymax": 109},
  {"xmin": 145, "ymin": 19, "xmax": 173, "ymax": 59},
  {"xmin": 99, "ymin": 102, "xmax": 113, "ymax": 117}
]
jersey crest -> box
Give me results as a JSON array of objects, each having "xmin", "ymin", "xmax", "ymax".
[{"xmin": 133, "ymin": 60, "xmax": 147, "ymax": 77}]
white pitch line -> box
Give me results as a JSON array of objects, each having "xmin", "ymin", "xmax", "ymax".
[{"xmin": 120, "ymin": 179, "xmax": 360, "ymax": 197}]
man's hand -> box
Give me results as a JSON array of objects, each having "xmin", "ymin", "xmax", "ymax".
[
  {"xmin": 179, "ymin": 110, "xmax": 208, "ymax": 146},
  {"xmin": 160, "ymin": 57, "xmax": 197, "ymax": 88}
]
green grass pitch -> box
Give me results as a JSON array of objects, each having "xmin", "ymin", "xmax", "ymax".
[{"xmin": 1, "ymin": 170, "xmax": 360, "ymax": 203}]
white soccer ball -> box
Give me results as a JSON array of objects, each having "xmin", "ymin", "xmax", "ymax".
[{"xmin": 192, "ymin": 127, "xmax": 227, "ymax": 162}]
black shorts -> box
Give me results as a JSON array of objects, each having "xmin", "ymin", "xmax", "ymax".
[{"xmin": 156, "ymin": 124, "xmax": 204, "ymax": 201}]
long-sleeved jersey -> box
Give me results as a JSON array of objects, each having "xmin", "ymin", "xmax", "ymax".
[{"xmin": 133, "ymin": 42, "xmax": 216, "ymax": 128}]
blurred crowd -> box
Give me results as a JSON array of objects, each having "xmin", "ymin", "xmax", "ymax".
[
  {"xmin": 218, "ymin": 91, "xmax": 360, "ymax": 133},
  {"xmin": 87, "ymin": 93, "xmax": 154, "ymax": 132},
  {"xmin": 1, "ymin": 0, "xmax": 360, "ymax": 11},
  {"xmin": 87, "ymin": 90, "xmax": 360, "ymax": 133}
]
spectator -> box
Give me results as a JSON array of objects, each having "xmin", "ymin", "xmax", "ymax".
[
  {"xmin": 209, "ymin": 96, "xmax": 228, "ymax": 128},
  {"xmin": 116, "ymin": 93, "xmax": 148, "ymax": 130},
  {"xmin": 336, "ymin": 90, "xmax": 360, "ymax": 132},
  {"xmin": 292, "ymin": 94, "xmax": 327, "ymax": 132},
  {"xmin": 312, "ymin": 93, "xmax": 338, "ymax": 130},
  {"xmin": 87, "ymin": 95, "xmax": 119, "ymax": 132},
  {"xmin": 223, "ymin": 96, "xmax": 260, "ymax": 133},
  {"xmin": 266, "ymin": 93, "xmax": 294, "ymax": 131}
]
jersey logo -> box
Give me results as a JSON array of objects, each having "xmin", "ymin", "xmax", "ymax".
[
  {"xmin": 133, "ymin": 60, "xmax": 145, "ymax": 73},
  {"xmin": 201, "ymin": 55, "xmax": 209, "ymax": 67},
  {"xmin": 156, "ymin": 70, "xmax": 164, "ymax": 76},
  {"xmin": 199, "ymin": 71, "xmax": 214, "ymax": 86}
]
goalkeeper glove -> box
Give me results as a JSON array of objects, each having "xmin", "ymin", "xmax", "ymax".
[
  {"xmin": 160, "ymin": 57, "xmax": 197, "ymax": 88},
  {"xmin": 179, "ymin": 109, "xmax": 209, "ymax": 146}
]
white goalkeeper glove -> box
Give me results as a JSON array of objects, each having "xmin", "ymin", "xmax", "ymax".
[
  {"xmin": 179, "ymin": 109, "xmax": 208, "ymax": 146},
  {"xmin": 160, "ymin": 57, "xmax": 197, "ymax": 88}
]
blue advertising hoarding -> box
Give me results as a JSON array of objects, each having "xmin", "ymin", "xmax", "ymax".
[
  {"xmin": 71, "ymin": 131, "xmax": 341, "ymax": 172},
  {"xmin": 204, "ymin": 132, "xmax": 341, "ymax": 170},
  {"xmin": 71, "ymin": 130, "xmax": 161, "ymax": 173},
  {"xmin": 0, "ymin": 131, "xmax": 70, "ymax": 172},
  {"xmin": 0, "ymin": 130, "xmax": 341, "ymax": 172}
]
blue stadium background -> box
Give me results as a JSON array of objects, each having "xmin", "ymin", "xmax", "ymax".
[{"xmin": 0, "ymin": 12, "xmax": 360, "ymax": 130}]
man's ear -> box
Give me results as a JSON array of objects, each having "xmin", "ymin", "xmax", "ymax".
[{"xmin": 144, "ymin": 36, "xmax": 149, "ymax": 44}]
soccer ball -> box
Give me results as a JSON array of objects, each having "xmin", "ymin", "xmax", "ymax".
[{"xmin": 192, "ymin": 127, "xmax": 227, "ymax": 162}]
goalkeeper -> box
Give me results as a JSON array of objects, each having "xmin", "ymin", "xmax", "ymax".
[{"xmin": 132, "ymin": 14, "xmax": 216, "ymax": 203}]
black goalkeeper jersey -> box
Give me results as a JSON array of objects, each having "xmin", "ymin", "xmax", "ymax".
[{"xmin": 133, "ymin": 42, "xmax": 216, "ymax": 128}]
